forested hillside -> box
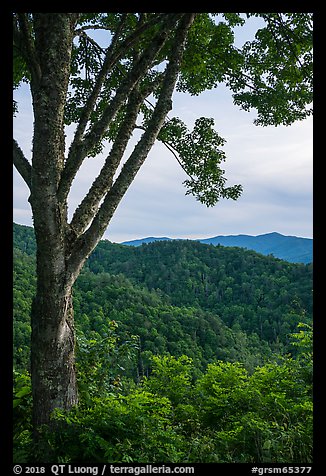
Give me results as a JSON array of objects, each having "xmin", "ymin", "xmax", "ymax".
[
  {"xmin": 122, "ymin": 232, "xmax": 313, "ymax": 264},
  {"xmin": 87, "ymin": 239, "xmax": 312, "ymax": 342},
  {"xmin": 13, "ymin": 223, "xmax": 313, "ymax": 463}
]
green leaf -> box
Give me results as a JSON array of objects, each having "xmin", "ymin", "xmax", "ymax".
[{"xmin": 15, "ymin": 386, "xmax": 31, "ymax": 399}]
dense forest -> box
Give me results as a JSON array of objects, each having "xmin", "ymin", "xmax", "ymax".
[{"xmin": 13, "ymin": 223, "xmax": 313, "ymax": 463}]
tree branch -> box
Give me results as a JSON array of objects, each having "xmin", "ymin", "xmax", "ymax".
[
  {"xmin": 58, "ymin": 14, "xmax": 180, "ymax": 204},
  {"xmin": 275, "ymin": 13, "xmax": 304, "ymax": 68},
  {"xmin": 160, "ymin": 138, "xmax": 196, "ymax": 182},
  {"xmin": 13, "ymin": 16, "xmax": 23, "ymax": 52},
  {"xmin": 17, "ymin": 13, "xmax": 41, "ymax": 87},
  {"xmin": 66, "ymin": 13, "xmax": 196, "ymax": 277},
  {"xmin": 13, "ymin": 139, "xmax": 32, "ymax": 190},
  {"xmin": 70, "ymin": 13, "xmax": 167, "ymax": 148},
  {"xmin": 136, "ymin": 124, "xmax": 196, "ymax": 182},
  {"xmin": 81, "ymin": 14, "xmax": 180, "ymax": 154},
  {"xmin": 68, "ymin": 86, "xmax": 149, "ymax": 240}
]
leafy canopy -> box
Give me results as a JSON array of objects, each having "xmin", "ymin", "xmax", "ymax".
[{"xmin": 13, "ymin": 13, "xmax": 313, "ymax": 207}]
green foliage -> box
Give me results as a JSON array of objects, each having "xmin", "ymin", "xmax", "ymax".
[
  {"xmin": 230, "ymin": 13, "xmax": 313, "ymax": 126},
  {"xmin": 13, "ymin": 330, "xmax": 313, "ymax": 464},
  {"xmin": 76, "ymin": 320, "xmax": 139, "ymax": 403},
  {"xmin": 176, "ymin": 13, "xmax": 313, "ymax": 126},
  {"xmin": 13, "ymin": 232, "xmax": 36, "ymax": 371},
  {"xmin": 14, "ymin": 13, "xmax": 313, "ymax": 127},
  {"xmin": 288, "ymin": 323, "xmax": 313, "ymax": 393},
  {"xmin": 13, "ymin": 14, "xmax": 313, "ymax": 206},
  {"xmin": 13, "ymin": 223, "xmax": 312, "ymax": 378},
  {"xmin": 143, "ymin": 355, "xmax": 194, "ymax": 406},
  {"xmin": 13, "ymin": 224, "xmax": 313, "ymax": 463},
  {"xmin": 13, "ymin": 371, "xmax": 33, "ymax": 463},
  {"xmin": 86, "ymin": 239, "xmax": 312, "ymax": 347},
  {"xmin": 159, "ymin": 117, "xmax": 242, "ymax": 206},
  {"xmin": 16, "ymin": 333, "xmax": 311, "ymax": 463},
  {"xmin": 39, "ymin": 391, "xmax": 187, "ymax": 463},
  {"xmin": 13, "ymin": 223, "xmax": 37, "ymax": 256},
  {"xmin": 194, "ymin": 346, "xmax": 312, "ymax": 463}
]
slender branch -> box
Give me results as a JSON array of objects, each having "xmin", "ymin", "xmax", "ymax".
[
  {"xmin": 17, "ymin": 13, "xmax": 41, "ymax": 87},
  {"xmin": 13, "ymin": 139, "xmax": 32, "ymax": 190},
  {"xmin": 276, "ymin": 13, "xmax": 304, "ymax": 68},
  {"xmin": 263, "ymin": 14, "xmax": 303, "ymax": 69},
  {"xmin": 212, "ymin": 47, "xmax": 262, "ymax": 92},
  {"xmin": 70, "ymin": 13, "xmax": 167, "ymax": 148},
  {"xmin": 78, "ymin": 31, "xmax": 106, "ymax": 65},
  {"xmin": 111, "ymin": 14, "xmax": 168, "ymax": 60},
  {"xmin": 81, "ymin": 14, "xmax": 180, "ymax": 154},
  {"xmin": 226, "ymin": 70, "xmax": 259, "ymax": 91},
  {"xmin": 135, "ymin": 124, "xmax": 196, "ymax": 182},
  {"xmin": 74, "ymin": 24, "xmax": 117, "ymax": 33},
  {"xmin": 225, "ymin": 50, "xmax": 283, "ymax": 93},
  {"xmin": 265, "ymin": 15, "xmax": 285, "ymax": 55},
  {"xmin": 160, "ymin": 139, "xmax": 196, "ymax": 182},
  {"xmin": 67, "ymin": 16, "xmax": 128, "ymax": 154},
  {"xmin": 13, "ymin": 17, "xmax": 23, "ymax": 51}
]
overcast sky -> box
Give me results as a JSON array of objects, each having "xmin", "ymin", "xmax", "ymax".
[{"xmin": 13, "ymin": 16, "xmax": 313, "ymax": 243}]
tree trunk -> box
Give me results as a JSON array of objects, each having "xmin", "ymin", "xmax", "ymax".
[
  {"xmin": 31, "ymin": 278, "xmax": 77, "ymax": 430},
  {"xmin": 27, "ymin": 14, "xmax": 79, "ymax": 432},
  {"xmin": 17, "ymin": 12, "xmax": 195, "ymax": 435}
]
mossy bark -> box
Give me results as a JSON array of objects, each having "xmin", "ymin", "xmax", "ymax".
[
  {"xmin": 31, "ymin": 283, "xmax": 77, "ymax": 429},
  {"xmin": 28, "ymin": 14, "xmax": 79, "ymax": 431}
]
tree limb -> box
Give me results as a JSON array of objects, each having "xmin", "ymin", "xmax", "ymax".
[
  {"xmin": 68, "ymin": 86, "xmax": 149, "ymax": 240},
  {"xmin": 58, "ymin": 14, "xmax": 180, "ymax": 204},
  {"xmin": 70, "ymin": 13, "xmax": 167, "ymax": 149},
  {"xmin": 80, "ymin": 14, "xmax": 180, "ymax": 154},
  {"xmin": 160, "ymin": 138, "xmax": 196, "ymax": 182},
  {"xmin": 13, "ymin": 139, "xmax": 32, "ymax": 190},
  {"xmin": 135, "ymin": 124, "xmax": 196, "ymax": 182},
  {"xmin": 275, "ymin": 13, "xmax": 304, "ymax": 68},
  {"xmin": 17, "ymin": 13, "xmax": 41, "ymax": 87}
]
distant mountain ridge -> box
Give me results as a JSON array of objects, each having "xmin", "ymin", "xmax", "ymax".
[
  {"xmin": 122, "ymin": 232, "xmax": 312, "ymax": 264},
  {"xmin": 121, "ymin": 236, "xmax": 173, "ymax": 247}
]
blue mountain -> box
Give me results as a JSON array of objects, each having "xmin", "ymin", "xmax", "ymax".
[{"xmin": 121, "ymin": 232, "xmax": 312, "ymax": 264}]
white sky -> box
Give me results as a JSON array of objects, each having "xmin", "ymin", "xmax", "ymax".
[{"xmin": 13, "ymin": 15, "xmax": 313, "ymax": 242}]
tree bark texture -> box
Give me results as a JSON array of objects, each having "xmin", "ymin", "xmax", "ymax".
[
  {"xmin": 31, "ymin": 282, "xmax": 77, "ymax": 429},
  {"xmin": 27, "ymin": 14, "xmax": 79, "ymax": 430}
]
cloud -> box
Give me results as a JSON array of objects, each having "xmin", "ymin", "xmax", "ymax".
[
  {"xmin": 13, "ymin": 76, "xmax": 313, "ymax": 243},
  {"xmin": 104, "ymin": 92, "xmax": 313, "ymax": 242}
]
